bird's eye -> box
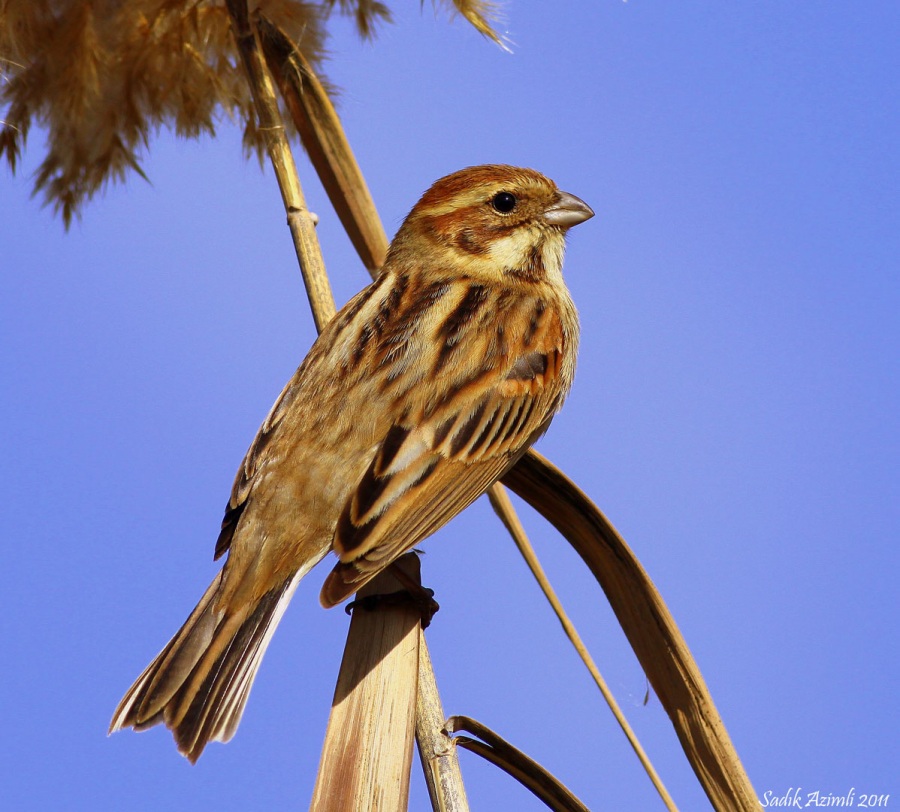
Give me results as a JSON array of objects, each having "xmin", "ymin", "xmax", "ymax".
[{"xmin": 490, "ymin": 192, "xmax": 518, "ymax": 213}]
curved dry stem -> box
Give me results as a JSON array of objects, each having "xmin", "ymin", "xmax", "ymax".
[
  {"xmin": 502, "ymin": 451, "xmax": 759, "ymax": 811},
  {"xmin": 445, "ymin": 715, "xmax": 590, "ymax": 812},
  {"xmin": 487, "ymin": 484, "xmax": 679, "ymax": 812}
]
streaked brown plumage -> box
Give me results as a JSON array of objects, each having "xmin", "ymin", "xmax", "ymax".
[{"xmin": 109, "ymin": 164, "xmax": 593, "ymax": 761}]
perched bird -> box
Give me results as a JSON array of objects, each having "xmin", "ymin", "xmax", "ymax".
[{"xmin": 109, "ymin": 164, "xmax": 593, "ymax": 761}]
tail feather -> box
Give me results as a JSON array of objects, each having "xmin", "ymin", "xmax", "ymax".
[
  {"xmin": 110, "ymin": 571, "xmax": 299, "ymax": 762},
  {"xmin": 170, "ymin": 579, "xmax": 297, "ymax": 757},
  {"xmin": 111, "ymin": 572, "xmax": 224, "ymax": 733}
]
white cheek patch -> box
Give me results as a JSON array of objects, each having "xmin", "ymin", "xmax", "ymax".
[
  {"xmin": 488, "ymin": 229, "xmax": 537, "ymax": 270},
  {"xmin": 487, "ymin": 228, "xmax": 567, "ymax": 282}
]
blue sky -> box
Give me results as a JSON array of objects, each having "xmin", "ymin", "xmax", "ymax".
[{"xmin": 1, "ymin": 3, "xmax": 897, "ymax": 809}]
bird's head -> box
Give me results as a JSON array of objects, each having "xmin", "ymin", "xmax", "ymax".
[{"xmin": 389, "ymin": 164, "xmax": 594, "ymax": 284}]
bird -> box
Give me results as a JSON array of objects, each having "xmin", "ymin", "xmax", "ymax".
[{"xmin": 109, "ymin": 164, "xmax": 594, "ymax": 761}]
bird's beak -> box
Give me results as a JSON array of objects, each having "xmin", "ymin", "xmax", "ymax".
[{"xmin": 543, "ymin": 191, "xmax": 595, "ymax": 228}]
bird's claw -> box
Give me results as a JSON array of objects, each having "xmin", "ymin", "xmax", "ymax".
[{"xmin": 345, "ymin": 588, "xmax": 440, "ymax": 629}]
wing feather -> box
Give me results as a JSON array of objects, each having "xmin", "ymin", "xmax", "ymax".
[
  {"xmin": 288, "ymin": 277, "xmax": 571, "ymax": 608},
  {"xmin": 320, "ymin": 365, "xmax": 560, "ymax": 608}
]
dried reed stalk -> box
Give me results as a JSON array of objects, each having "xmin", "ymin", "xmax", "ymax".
[
  {"xmin": 257, "ymin": 13, "xmax": 389, "ymax": 273},
  {"xmin": 445, "ymin": 716, "xmax": 590, "ymax": 812},
  {"xmin": 226, "ymin": 0, "xmax": 336, "ymax": 329},
  {"xmin": 502, "ymin": 452, "xmax": 760, "ymax": 811},
  {"xmin": 488, "ymin": 484, "xmax": 679, "ymax": 812},
  {"xmin": 416, "ymin": 634, "xmax": 470, "ymax": 812},
  {"xmin": 310, "ymin": 554, "xmax": 422, "ymax": 811}
]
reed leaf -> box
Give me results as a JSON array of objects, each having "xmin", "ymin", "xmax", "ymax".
[
  {"xmin": 502, "ymin": 451, "xmax": 760, "ymax": 811},
  {"xmin": 445, "ymin": 716, "xmax": 590, "ymax": 812},
  {"xmin": 488, "ymin": 484, "xmax": 679, "ymax": 812}
]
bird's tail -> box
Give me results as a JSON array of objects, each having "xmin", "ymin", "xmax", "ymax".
[{"xmin": 109, "ymin": 569, "xmax": 300, "ymax": 762}]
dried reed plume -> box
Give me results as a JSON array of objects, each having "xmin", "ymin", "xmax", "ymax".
[{"xmin": 0, "ymin": 0, "xmax": 499, "ymax": 225}]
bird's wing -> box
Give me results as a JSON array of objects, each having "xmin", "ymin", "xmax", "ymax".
[{"xmin": 319, "ymin": 344, "xmax": 565, "ymax": 607}]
